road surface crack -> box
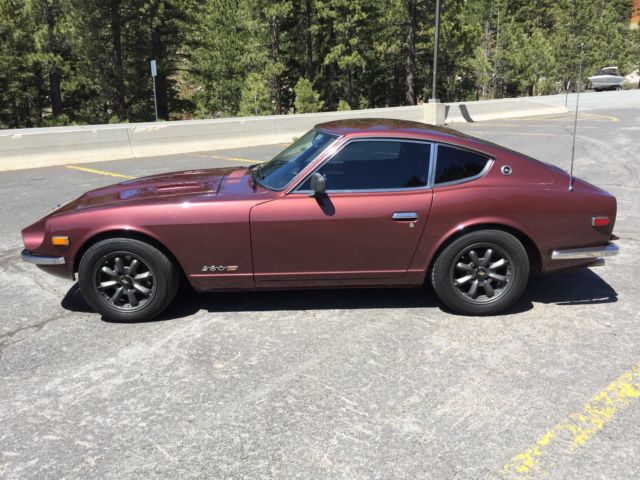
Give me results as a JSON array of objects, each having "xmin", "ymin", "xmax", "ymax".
[{"xmin": 0, "ymin": 310, "xmax": 72, "ymax": 360}]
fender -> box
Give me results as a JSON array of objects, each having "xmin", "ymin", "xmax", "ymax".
[{"xmin": 409, "ymin": 213, "xmax": 544, "ymax": 279}]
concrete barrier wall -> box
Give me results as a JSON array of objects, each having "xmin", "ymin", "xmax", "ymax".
[
  {"xmin": 127, "ymin": 104, "xmax": 427, "ymax": 158},
  {"xmin": 445, "ymin": 98, "xmax": 567, "ymax": 123},
  {"xmin": 0, "ymin": 99, "xmax": 566, "ymax": 171}
]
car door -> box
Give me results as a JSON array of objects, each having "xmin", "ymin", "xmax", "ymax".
[{"xmin": 250, "ymin": 138, "xmax": 434, "ymax": 287}]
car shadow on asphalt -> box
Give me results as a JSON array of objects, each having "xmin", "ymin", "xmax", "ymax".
[{"xmin": 60, "ymin": 268, "xmax": 617, "ymax": 323}]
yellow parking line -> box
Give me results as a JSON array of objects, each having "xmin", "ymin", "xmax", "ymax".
[
  {"xmin": 65, "ymin": 165, "xmax": 135, "ymax": 179},
  {"xmin": 513, "ymin": 114, "xmax": 573, "ymax": 121},
  {"xmin": 188, "ymin": 153, "xmax": 261, "ymax": 163},
  {"xmin": 464, "ymin": 123, "xmax": 596, "ymax": 129},
  {"xmin": 501, "ymin": 362, "xmax": 640, "ymax": 478},
  {"xmin": 209, "ymin": 154, "xmax": 261, "ymax": 163},
  {"xmin": 579, "ymin": 112, "xmax": 619, "ymax": 122}
]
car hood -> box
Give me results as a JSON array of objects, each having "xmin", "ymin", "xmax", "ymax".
[{"xmin": 53, "ymin": 166, "xmax": 244, "ymax": 215}]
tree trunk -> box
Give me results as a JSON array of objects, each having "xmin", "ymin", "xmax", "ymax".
[
  {"xmin": 45, "ymin": 0, "xmax": 63, "ymax": 116},
  {"xmin": 481, "ymin": 20, "xmax": 490, "ymax": 100},
  {"xmin": 270, "ymin": 12, "xmax": 283, "ymax": 114},
  {"xmin": 110, "ymin": 0, "xmax": 126, "ymax": 119},
  {"xmin": 404, "ymin": 0, "xmax": 417, "ymax": 105},
  {"xmin": 34, "ymin": 70, "xmax": 45, "ymax": 127},
  {"xmin": 343, "ymin": 27, "xmax": 353, "ymax": 106},
  {"xmin": 305, "ymin": 0, "xmax": 314, "ymax": 80}
]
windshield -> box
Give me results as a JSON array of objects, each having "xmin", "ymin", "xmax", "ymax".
[{"xmin": 255, "ymin": 128, "xmax": 338, "ymax": 190}]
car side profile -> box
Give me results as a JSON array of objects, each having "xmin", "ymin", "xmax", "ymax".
[{"xmin": 21, "ymin": 118, "xmax": 619, "ymax": 321}]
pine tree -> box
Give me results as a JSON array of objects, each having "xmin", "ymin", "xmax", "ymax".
[
  {"xmin": 192, "ymin": 0, "xmax": 254, "ymax": 117},
  {"xmin": 0, "ymin": 0, "xmax": 39, "ymax": 128},
  {"xmin": 294, "ymin": 78, "xmax": 324, "ymax": 113},
  {"xmin": 317, "ymin": 0, "xmax": 370, "ymax": 109},
  {"xmin": 238, "ymin": 72, "xmax": 274, "ymax": 116}
]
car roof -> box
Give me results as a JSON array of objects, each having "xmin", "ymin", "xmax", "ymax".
[
  {"xmin": 315, "ymin": 117, "xmax": 567, "ymax": 175},
  {"xmin": 319, "ymin": 117, "xmax": 563, "ymax": 162},
  {"xmin": 315, "ymin": 117, "xmax": 473, "ymax": 141}
]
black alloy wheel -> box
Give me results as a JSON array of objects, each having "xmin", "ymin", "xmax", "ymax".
[
  {"xmin": 450, "ymin": 244, "xmax": 513, "ymax": 304},
  {"xmin": 95, "ymin": 252, "xmax": 156, "ymax": 310},
  {"xmin": 431, "ymin": 230, "xmax": 529, "ymax": 315},
  {"xmin": 78, "ymin": 238, "xmax": 179, "ymax": 322}
]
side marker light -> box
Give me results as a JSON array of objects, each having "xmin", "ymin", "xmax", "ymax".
[{"xmin": 51, "ymin": 236, "xmax": 70, "ymax": 246}]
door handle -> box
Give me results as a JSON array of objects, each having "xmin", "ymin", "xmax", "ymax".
[{"xmin": 392, "ymin": 212, "xmax": 419, "ymax": 221}]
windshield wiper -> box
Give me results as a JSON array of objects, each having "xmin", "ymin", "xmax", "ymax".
[{"xmin": 249, "ymin": 163, "xmax": 265, "ymax": 189}]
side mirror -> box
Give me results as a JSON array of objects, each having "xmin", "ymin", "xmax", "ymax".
[{"xmin": 309, "ymin": 172, "xmax": 327, "ymax": 197}]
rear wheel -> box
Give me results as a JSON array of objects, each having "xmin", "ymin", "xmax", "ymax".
[
  {"xmin": 78, "ymin": 238, "xmax": 179, "ymax": 322},
  {"xmin": 431, "ymin": 230, "xmax": 529, "ymax": 315}
]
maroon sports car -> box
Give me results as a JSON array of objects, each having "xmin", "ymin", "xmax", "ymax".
[{"xmin": 22, "ymin": 119, "xmax": 618, "ymax": 321}]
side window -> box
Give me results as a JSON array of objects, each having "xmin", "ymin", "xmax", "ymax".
[
  {"xmin": 435, "ymin": 145, "xmax": 490, "ymax": 185},
  {"xmin": 299, "ymin": 140, "xmax": 431, "ymax": 191}
]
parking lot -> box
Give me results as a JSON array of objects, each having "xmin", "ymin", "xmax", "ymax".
[{"xmin": 1, "ymin": 91, "xmax": 639, "ymax": 479}]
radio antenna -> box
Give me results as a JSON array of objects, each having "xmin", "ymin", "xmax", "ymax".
[{"xmin": 568, "ymin": 42, "xmax": 584, "ymax": 192}]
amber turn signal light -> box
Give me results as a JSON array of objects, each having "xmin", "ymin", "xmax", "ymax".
[
  {"xmin": 51, "ymin": 236, "xmax": 70, "ymax": 246},
  {"xmin": 592, "ymin": 217, "xmax": 610, "ymax": 227}
]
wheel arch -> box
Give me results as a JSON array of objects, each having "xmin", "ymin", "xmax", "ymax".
[
  {"xmin": 427, "ymin": 223, "xmax": 543, "ymax": 277},
  {"xmin": 73, "ymin": 229, "xmax": 186, "ymax": 280}
]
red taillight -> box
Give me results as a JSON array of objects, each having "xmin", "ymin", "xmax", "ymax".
[{"xmin": 592, "ymin": 216, "xmax": 610, "ymax": 227}]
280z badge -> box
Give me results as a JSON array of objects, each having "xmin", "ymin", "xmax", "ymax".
[{"xmin": 201, "ymin": 265, "xmax": 239, "ymax": 272}]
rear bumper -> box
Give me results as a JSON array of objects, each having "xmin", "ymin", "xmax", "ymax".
[
  {"xmin": 21, "ymin": 250, "xmax": 66, "ymax": 265},
  {"xmin": 551, "ymin": 242, "xmax": 619, "ymax": 260}
]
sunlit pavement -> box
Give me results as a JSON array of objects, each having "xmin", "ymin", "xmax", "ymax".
[{"xmin": 1, "ymin": 95, "xmax": 639, "ymax": 479}]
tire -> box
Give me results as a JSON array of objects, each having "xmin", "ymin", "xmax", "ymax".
[
  {"xmin": 78, "ymin": 238, "xmax": 179, "ymax": 322},
  {"xmin": 431, "ymin": 230, "xmax": 529, "ymax": 315}
]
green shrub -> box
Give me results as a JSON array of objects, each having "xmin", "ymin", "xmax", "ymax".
[{"xmin": 337, "ymin": 100, "xmax": 351, "ymax": 111}]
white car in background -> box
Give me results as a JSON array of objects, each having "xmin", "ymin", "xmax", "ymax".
[{"xmin": 588, "ymin": 67, "xmax": 625, "ymax": 91}]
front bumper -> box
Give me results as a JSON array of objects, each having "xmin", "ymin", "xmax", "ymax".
[
  {"xmin": 21, "ymin": 250, "xmax": 66, "ymax": 265},
  {"xmin": 551, "ymin": 242, "xmax": 619, "ymax": 260}
]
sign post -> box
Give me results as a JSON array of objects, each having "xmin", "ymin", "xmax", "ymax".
[
  {"xmin": 150, "ymin": 59, "xmax": 158, "ymax": 121},
  {"xmin": 430, "ymin": 0, "xmax": 441, "ymax": 102}
]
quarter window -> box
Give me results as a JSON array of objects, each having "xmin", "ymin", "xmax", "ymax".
[
  {"xmin": 299, "ymin": 140, "xmax": 431, "ymax": 191},
  {"xmin": 435, "ymin": 145, "xmax": 489, "ymax": 185}
]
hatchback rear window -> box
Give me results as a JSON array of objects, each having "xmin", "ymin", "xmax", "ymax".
[{"xmin": 435, "ymin": 145, "xmax": 490, "ymax": 185}]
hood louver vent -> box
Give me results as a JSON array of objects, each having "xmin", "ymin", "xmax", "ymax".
[{"xmin": 155, "ymin": 182, "xmax": 202, "ymax": 191}]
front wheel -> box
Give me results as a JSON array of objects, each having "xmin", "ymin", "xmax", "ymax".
[
  {"xmin": 431, "ymin": 230, "xmax": 529, "ymax": 315},
  {"xmin": 78, "ymin": 238, "xmax": 179, "ymax": 322}
]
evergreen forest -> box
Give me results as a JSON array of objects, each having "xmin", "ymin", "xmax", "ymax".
[{"xmin": 1, "ymin": 0, "xmax": 638, "ymax": 129}]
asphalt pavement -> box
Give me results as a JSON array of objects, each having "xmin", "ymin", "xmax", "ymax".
[{"xmin": 1, "ymin": 90, "xmax": 639, "ymax": 479}]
